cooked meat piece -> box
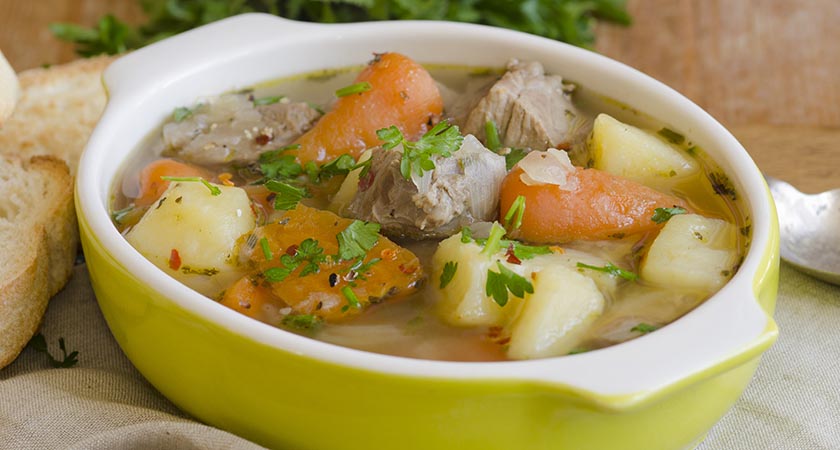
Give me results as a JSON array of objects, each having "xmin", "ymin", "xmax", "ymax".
[
  {"xmin": 454, "ymin": 60, "xmax": 590, "ymax": 152},
  {"xmin": 348, "ymin": 135, "xmax": 506, "ymax": 239},
  {"xmin": 162, "ymin": 93, "xmax": 321, "ymax": 166}
]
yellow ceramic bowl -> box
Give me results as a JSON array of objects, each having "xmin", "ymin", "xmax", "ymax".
[{"xmin": 77, "ymin": 14, "xmax": 779, "ymax": 450}]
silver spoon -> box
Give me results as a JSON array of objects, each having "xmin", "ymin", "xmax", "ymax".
[{"xmin": 766, "ymin": 176, "xmax": 840, "ymax": 285}]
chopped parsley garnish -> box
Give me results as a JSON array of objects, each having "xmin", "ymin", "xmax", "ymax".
[
  {"xmin": 253, "ymin": 95, "xmax": 284, "ymax": 106},
  {"xmin": 315, "ymin": 154, "xmax": 357, "ymax": 182},
  {"xmin": 263, "ymin": 238, "xmax": 326, "ymax": 282},
  {"xmin": 335, "ymin": 81, "xmax": 372, "ymax": 97},
  {"xmin": 281, "ymin": 314, "xmax": 322, "ymax": 330},
  {"xmin": 172, "ymin": 106, "xmax": 192, "ymax": 122},
  {"xmin": 259, "ymin": 237, "xmax": 273, "ymax": 261},
  {"xmin": 258, "ymin": 144, "xmax": 303, "ymax": 181},
  {"xmin": 576, "ymin": 262, "xmax": 638, "ymax": 281},
  {"xmin": 504, "ymin": 148, "xmax": 528, "ymax": 171},
  {"xmin": 439, "ymin": 261, "xmax": 458, "ymax": 289},
  {"xmin": 460, "ymin": 226, "xmax": 474, "ymax": 243},
  {"xmin": 657, "ymin": 127, "xmax": 685, "ymax": 145},
  {"xmin": 484, "ymin": 120, "xmax": 501, "ymax": 151},
  {"xmin": 265, "ymin": 180, "xmax": 307, "ymax": 210},
  {"xmin": 651, "ymin": 206, "xmax": 687, "ymax": 223},
  {"xmin": 485, "ymin": 261, "xmax": 534, "ymax": 307},
  {"xmin": 503, "ymin": 195, "xmax": 526, "ymax": 230},
  {"xmin": 377, "ymin": 120, "xmax": 464, "ymax": 180},
  {"xmin": 337, "ymin": 220, "xmax": 381, "ymax": 261},
  {"xmin": 30, "ymin": 333, "xmax": 79, "ymax": 368},
  {"xmin": 631, "ymin": 323, "xmax": 659, "ymax": 334},
  {"xmin": 345, "ymin": 257, "xmax": 381, "ymax": 280},
  {"xmin": 341, "ymin": 286, "xmax": 362, "ymax": 310},
  {"xmin": 160, "ymin": 176, "xmax": 221, "ymax": 196},
  {"xmin": 709, "ymin": 171, "xmax": 737, "ymax": 200},
  {"xmin": 480, "ymin": 222, "xmax": 507, "ymax": 257},
  {"xmin": 461, "ymin": 225, "xmax": 550, "ymax": 260}
]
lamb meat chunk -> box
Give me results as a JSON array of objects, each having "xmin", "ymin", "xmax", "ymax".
[
  {"xmin": 455, "ymin": 60, "xmax": 589, "ymax": 152},
  {"xmin": 347, "ymin": 135, "xmax": 506, "ymax": 240},
  {"xmin": 162, "ymin": 93, "xmax": 321, "ymax": 166}
]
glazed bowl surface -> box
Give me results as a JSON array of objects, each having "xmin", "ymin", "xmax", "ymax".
[{"xmin": 77, "ymin": 14, "xmax": 779, "ymax": 450}]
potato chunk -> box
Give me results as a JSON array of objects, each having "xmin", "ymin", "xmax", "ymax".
[
  {"xmin": 126, "ymin": 181, "xmax": 256, "ymax": 298},
  {"xmin": 508, "ymin": 266, "xmax": 605, "ymax": 359},
  {"xmin": 641, "ymin": 214, "xmax": 738, "ymax": 292},
  {"xmin": 591, "ymin": 113, "xmax": 697, "ymax": 186}
]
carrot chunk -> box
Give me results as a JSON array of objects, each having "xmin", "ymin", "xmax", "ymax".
[
  {"xmin": 293, "ymin": 52, "xmax": 443, "ymax": 164},
  {"xmin": 134, "ymin": 158, "xmax": 213, "ymax": 207},
  {"xmin": 500, "ymin": 167, "xmax": 688, "ymax": 243}
]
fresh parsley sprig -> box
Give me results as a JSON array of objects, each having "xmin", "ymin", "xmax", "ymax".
[
  {"xmin": 439, "ymin": 261, "xmax": 458, "ymax": 289},
  {"xmin": 485, "ymin": 261, "xmax": 534, "ymax": 307},
  {"xmin": 651, "ymin": 206, "xmax": 687, "ymax": 224},
  {"xmin": 576, "ymin": 262, "xmax": 638, "ymax": 281},
  {"xmin": 30, "ymin": 333, "xmax": 79, "ymax": 368},
  {"xmin": 263, "ymin": 238, "xmax": 326, "ymax": 282},
  {"xmin": 50, "ymin": 1, "xmax": 631, "ymax": 58},
  {"xmin": 161, "ymin": 176, "xmax": 221, "ymax": 196},
  {"xmin": 337, "ymin": 220, "xmax": 381, "ymax": 261},
  {"xmin": 377, "ymin": 121, "xmax": 464, "ymax": 180}
]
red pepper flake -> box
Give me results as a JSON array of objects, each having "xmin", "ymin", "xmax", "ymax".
[
  {"xmin": 358, "ymin": 171, "xmax": 375, "ymax": 192},
  {"xmin": 169, "ymin": 249, "xmax": 182, "ymax": 270},
  {"xmin": 380, "ymin": 248, "xmax": 397, "ymax": 261},
  {"xmin": 505, "ymin": 244, "xmax": 521, "ymax": 265},
  {"xmin": 254, "ymin": 134, "xmax": 271, "ymax": 146},
  {"xmin": 285, "ymin": 244, "xmax": 298, "ymax": 256},
  {"xmin": 398, "ymin": 264, "xmax": 417, "ymax": 275}
]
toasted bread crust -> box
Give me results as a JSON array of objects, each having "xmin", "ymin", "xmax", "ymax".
[{"xmin": 0, "ymin": 55, "xmax": 114, "ymax": 174}]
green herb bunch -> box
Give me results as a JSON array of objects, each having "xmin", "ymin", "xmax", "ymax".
[{"xmin": 51, "ymin": 0, "xmax": 630, "ymax": 57}]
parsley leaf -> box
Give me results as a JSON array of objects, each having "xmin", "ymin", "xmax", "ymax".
[
  {"xmin": 282, "ymin": 314, "xmax": 323, "ymax": 331},
  {"xmin": 30, "ymin": 333, "xmax": 79, "ymax": 368},
  {"xmin": 504, "ymin": 148, "xmax": 528, "ymax": 171},
  {"xmin": 172, "ymin": 106, "xmax": 192, "ymax": 122},
  {"xmin": 160, "ymin": 176, "xmax": 221, "ymax": 196},
  {"xmin": 337, "ymin": 220, "xmax": 381, "ymax": 261},
  {"xmin": 316, "ymin": 154, "xmax": 357, "ymax": 182},
  {"xmin": 258, "ymin": 145, "xmax": 303, "ymax": 181},
  {"xmin": 631, "ymin": 323, "xmax": 659, "ymax": 334},
  {"xmin": 461, "ymin": 225, "xmax": 550, "ymax": 260},
  {"xmin": 265, "ymin": 180, "xmax": 307, "ymax": 210},
  {"xmin": 264, "ymin": 238, "xmax": 326, "ymax": 282},
  {"xmin": 485, "ymin": 261, "xmax": 534, "ymax": 307},
  {"xmin": 335, "ymin": 81, "xmax": 372, "ymax": 97},
  {"xmin": 576, "ymin": 262, "xmax": 638, "ymax": 281},
  {"xmin": 378, "ymin": 121, "xmax": 464, "ymax": 180},
  {"xmin": 651, "ymin": 206, "xmax": 687, "ymax": 224},
  {"xmin": 439, "ymin": 261, "xmax": 458, "ymax": 289}
]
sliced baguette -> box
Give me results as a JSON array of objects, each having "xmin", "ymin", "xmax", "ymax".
[
  {"xmin": 0, "ymin": 49, "xmax": 20, "ymax": 126},
  {"xmin": 0, "ymin": 155, "xmax": 75, "ymax": 368},
  {"xmin": 0, "ymin": 55, "xmax": 113, "ymax": 174}
]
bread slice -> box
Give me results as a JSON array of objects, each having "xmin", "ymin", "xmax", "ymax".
[
  {"xmin": 0, "ymin": 50, "xmax": 20, "ymax": 126},
  {"xmin": 0, "ymin": 55, "xmax": 113, "ymax": 175},
  {"xmin": 0, "ymin": 155, "xmax": 74, "ymax": 368}
]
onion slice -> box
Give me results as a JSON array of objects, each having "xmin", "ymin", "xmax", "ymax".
[{"xmin": 517, "ymin": 148, "xmax": 579, "ymax": 190}]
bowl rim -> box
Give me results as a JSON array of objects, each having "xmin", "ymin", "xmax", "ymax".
[{"xmin": 77, "ymin": 13, "xmax": 778, "ymax": 408}]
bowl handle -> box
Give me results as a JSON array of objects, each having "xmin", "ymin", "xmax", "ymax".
[{"xmin": 103, "ymin": 14, "xmax": 319, "ymax": 100}]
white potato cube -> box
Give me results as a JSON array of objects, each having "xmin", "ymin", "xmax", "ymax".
[
  {"xmin": 591, "ymin": 113, "xmax": 697, "ymax": 185},
  {"xmin": 507, "ymin": 265, "xmax": 605, "ymax": 360},
  {"xmin": 432, "ymin": 234, "xmax": 524, "ymax": 327},
  {"xmin": 641, "ymin": 214, "xmax": 738, "ymax": 293},
  {"xmin": 126, "ymin": 181, "xmax": 256, "ymax": 298}
]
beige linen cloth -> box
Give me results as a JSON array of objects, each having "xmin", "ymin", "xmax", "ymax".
[{"xmin": 1, "ymin": 263, "xmax": 838, "ymax": 449}]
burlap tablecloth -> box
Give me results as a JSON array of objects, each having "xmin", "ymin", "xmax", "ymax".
[{"xmin": 2, "ymin": 263, "xmax": 838, "ymax": 449}]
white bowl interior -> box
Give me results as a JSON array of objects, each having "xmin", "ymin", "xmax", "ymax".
[{"xmin": 78, "ymin": 14, "xmax": 775, "ymax": 400}]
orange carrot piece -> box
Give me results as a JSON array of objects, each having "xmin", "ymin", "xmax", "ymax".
[
  {"xmin": 134, "ymin": 158, "xmax": 214, "ymax": 207},
  {"xmin": 500, "ymin": 167, "xmax": 689, "ymax": 243},
  {"xmin": 293, "ymin": 52, "xmax": 443, "ymax": 164},
  {"xmin": 220, "ymin": 276, "xmax": 280, "ymax": 321}
]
